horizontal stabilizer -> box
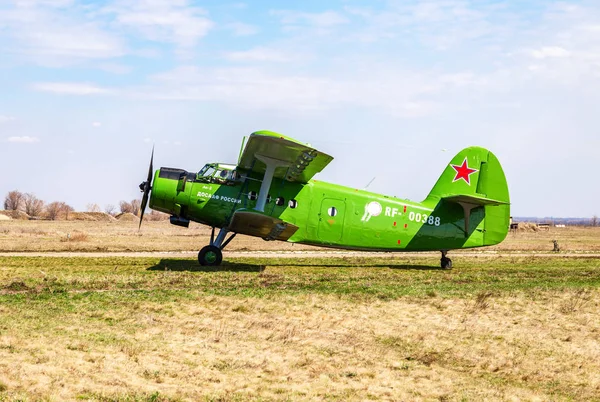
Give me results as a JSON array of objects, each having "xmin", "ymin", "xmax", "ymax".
[
  {"xmin": 229, "ymin": 210, "xmax": 299, "ymax": 241},
  {"xmin": 443, "ymin": 194, "xmax": 509, "ymax": 207}
]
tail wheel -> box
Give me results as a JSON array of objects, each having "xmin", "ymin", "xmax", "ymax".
[{"xmin": 198, "ymin": 245, "xmax": 223, "ymax": 266}]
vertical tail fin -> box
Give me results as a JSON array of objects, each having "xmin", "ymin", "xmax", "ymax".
[{"xmin": 426, "ymin": 147, "xmax": 510, "ymax": 245}]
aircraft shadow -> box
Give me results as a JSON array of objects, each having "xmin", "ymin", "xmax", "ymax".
[
  {"xmin": 147, "ymin": 259, "xmax": 443, "ymax": 272},
  {"xmin": 147, "ymin": 259, "xmax": 264, "ymax": 273}
]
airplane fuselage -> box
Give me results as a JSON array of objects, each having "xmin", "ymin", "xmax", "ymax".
[{"xmin": 149, "ymin": 169, "xmax": 497, "ymax": 252}]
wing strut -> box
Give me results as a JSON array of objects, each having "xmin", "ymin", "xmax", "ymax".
[{"xmin": 254, "ymin": 155, "xmax": 289, "ymax": 212}]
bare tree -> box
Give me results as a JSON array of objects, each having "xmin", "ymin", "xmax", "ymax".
[
  {"xmin": 86, "ymin": 203, "xmax": 101, "ymax": 212},
  {"xmin": 45, "ymin": 202, "xmax": 63, "ymax": 220},
  {"xmin": 23, "ymin": 193, "xmax": 44, "ymax": 218},
  {"xmin": 45, "ymin": 202, "xmax": 74, "ymax": 220},
  {"xmin": 104, "ymin": 204, "xmax": 116, "ymax": 216},
  {"xmin": 130, "ymin": 199, "xmax": 141, "ymax": 216},
  {"xmin": 119, "ymin": 200, "xmax": 133, "ymax": 214},
  {"xmin": 63, "ymin": 203, "xmax": 74, "ymax": 220},
  {"xmin": 3, "ymin": 190, "xmax": 23, "ymax": 211},
  {"xmin": 592, "ymin": 215, "xmax": 598, "ymax": 227}
]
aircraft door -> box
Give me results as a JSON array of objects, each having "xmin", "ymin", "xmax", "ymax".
[{"xmin": 318, "ymin": 198, "xmax": 346, "ymax": 243}]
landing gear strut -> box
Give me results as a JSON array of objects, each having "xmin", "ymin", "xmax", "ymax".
[
  {"xmin": 198, "ymin": 227, "xmax": 236, "ymax": 266},
  {"xmin": 440, "ymin": 250, "xmax": 452, "ymax": 269}
]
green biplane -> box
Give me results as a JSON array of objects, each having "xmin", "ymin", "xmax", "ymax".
[{"xmin": 139, "ymin": 131, "xmax": 510, "ymax": 268}]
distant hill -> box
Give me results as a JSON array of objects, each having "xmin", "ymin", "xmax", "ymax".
[{"xmin": 513, "ymin": 217, "xmax": 596, "ymax": 226}]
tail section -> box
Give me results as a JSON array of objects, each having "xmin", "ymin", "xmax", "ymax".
[{"xmin": 426, "ymin": 147, "xmax": 510, "ymax": 246}]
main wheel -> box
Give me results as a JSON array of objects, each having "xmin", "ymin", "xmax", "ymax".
[
  {"xmin": 198, "ymin": 245, "xmax": 223, "ymax": 266},
  {"xmin": 441, "ymin": 257, "xmax": 452, "ymax": 269}
]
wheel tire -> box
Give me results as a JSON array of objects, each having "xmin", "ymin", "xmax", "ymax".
[
  {"xmin": 441, "ymin": 257, "xmax": 452, "ymax": 269},
  {"xmin": 198, "ymin": 245, "xmax": 223, "ymax": 266}
]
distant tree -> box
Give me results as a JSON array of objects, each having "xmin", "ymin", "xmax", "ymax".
[
  {"xmin": 130, "ymin": 199, "xmax": 141, "ymax": 216},
  {"xmin": 3, "ymin": 190, "xmax": 23, "ymax": 211},
  {"xmin": 23, "ymin": 193, "xmax": 44, "ymax": 218},
  {"xmin": 63, "ymin": 203, "xmax": 74, "ymax": 220},
  {"xmin": 45, "ymin": 202, "xmax": 62, "ymax": 220},
  {"xmin": 592, "ymin": 215, "xmax": 598, "ymax": 227},
  {"xmin": 119, "ymin": 200, "xmax": 133, "ymax": 214},
  {"xmin": 45, "ymin": 201, "xmax": 74, "ymax": 220},
  {"xmin": 86, "ymin": 203, "xmax": 101, "ymax": 213},
  {"xmin": 104, "ymin": 204, "xmax": 116, "ymax": 216}
]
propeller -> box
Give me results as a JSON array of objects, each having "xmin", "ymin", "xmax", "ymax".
[{"xmin": 138, "ymin": 146, "xmax": 154, "ymax": 229}]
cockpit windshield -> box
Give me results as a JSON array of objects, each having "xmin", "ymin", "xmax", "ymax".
[
  {"xmin": 197, "ymin": 163, "xmax": 240, "ymax": 185},
  {"xmin": 198, "ymin": 164, "xmax": 216, "ymax": 178}
]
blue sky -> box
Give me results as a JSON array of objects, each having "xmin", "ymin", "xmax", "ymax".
[{"xmin": 0, "ymin": 0, "xmax": 599, "ymax": 217}]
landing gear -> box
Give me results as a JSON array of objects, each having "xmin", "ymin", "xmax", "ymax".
[
  {"xmin": 440, "ymin": 250, "xmax": 452, "ymax": 269},
  {"xmin": 198, "ymin": 227, "xmax": 236, "ymax": 266},
  {"xmin": 198, "ymin": 245, "xmax": 222, "ymax": 266}
]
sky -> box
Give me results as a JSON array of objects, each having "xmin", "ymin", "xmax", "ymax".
[{"xmin": 0, "ymin": 0, "xmax": 599, "ymax": 217}]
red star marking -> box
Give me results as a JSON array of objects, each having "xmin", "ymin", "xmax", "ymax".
[{"xmin": 451, "ymin": 158, "xmax": 478, "ymax": 185}]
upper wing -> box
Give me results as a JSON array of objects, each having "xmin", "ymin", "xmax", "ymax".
[{"xmin": 237, "ymin": 130, "xmax": 333, "ymax": 183}]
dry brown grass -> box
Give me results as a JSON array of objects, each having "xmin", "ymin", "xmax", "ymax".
[
  {"xmin": 491, "ymin": 226, "xmax": 600, "ymax": 253},
  {"xmin": 1, "ymin": 291, "xmax": 599, "ymax": 400},
  {"xmin": 1, "ymin": 219, "xmax": 599, "ymax": 254},
  {"xmin": 0, "ymin": 219, "xmax": 320, "ymax": 253}
]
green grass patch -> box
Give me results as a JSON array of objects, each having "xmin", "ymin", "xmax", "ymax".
[{"xmin": 1, "ymin": 256, "xmax": 599, "ymax": 304}]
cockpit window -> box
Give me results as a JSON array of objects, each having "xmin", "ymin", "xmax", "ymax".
[
  {"xmin": 197, "ymin": 164, "xmax": 240, "ymax": 185},
  {"xmin": 198, "ymin": 165, "xmax": 210, "ymax": 176},
  {"xmin": 198, "ymin": 165, "xmax": 216, "ymax": 179}
]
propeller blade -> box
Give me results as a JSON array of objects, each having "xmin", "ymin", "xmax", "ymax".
[{"xmin": 139, "ymin": 146, "xmax": 154, "ymax": 229}]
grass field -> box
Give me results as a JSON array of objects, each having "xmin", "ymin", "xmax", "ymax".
[
  {"xmin": 1, "ymin": 219, "xmax": 600, "ymax": 253},
  {"xmin": 1, "ymin": 254, "xmax": 600, "ymax": 401}
]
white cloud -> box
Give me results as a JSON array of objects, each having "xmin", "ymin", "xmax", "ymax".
[
  {"xmin": 224, "ymin": 47, "xmax": 299, "ymax": 63},
  {"xmin": 271, "ymin": 10, "xmax": 349, "ymax": 28},
  {"xmin": 13, "ymin": 0, "xmax": 74, "ymax": 7},
  {"xmin": 0, "ymin": 115, "xmax": 16, "ymax": 123},
  {"xmin": 7, "ymin": 136, "xmax": 39, "ymax": 143},
  {"xmin": 97, "ymin": 63, "xmax": 133, "ymax": 74},
  {"xmin": 106, "ymin": 0, "xmax": 214, "ymax": 49},
  {"xmin": 532, "ymin": 46, "xmax": 571, "ymax": 59},
  {"xmin": 225, "ymin": 22, "xmax": 258, "ymax": 37},
  {"xmin": 133, "ymin": 65, "xmax": 450, "ymax": 117},
  {"xmin": 92, "ymin": 122, "xmax": 102, "ymax": 127},
  {"xmin": 0, "ymin": 4, "xmax": 126, "ymax": 65},
  {"xmin": 31, "ymin": 82, "xmax": 113, "ymax": 95}
]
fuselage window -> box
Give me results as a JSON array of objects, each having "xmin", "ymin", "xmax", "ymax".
[
  {"xmin": 289, "ymin": 199, "xmax": 298, "ymax": 209},
  {"xmin": 275, "ymin": 196, "xmax": 285, "ymax": 206},
  {"xmin": 328, "ymin": 207, "xmax": 338, "ymax": 217}
]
